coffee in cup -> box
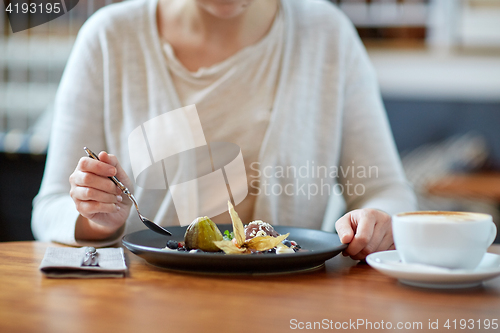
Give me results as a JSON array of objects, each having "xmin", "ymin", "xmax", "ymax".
[{"xmin": 392, "ymin": 211, "xmax": 497, "ymax": 270}]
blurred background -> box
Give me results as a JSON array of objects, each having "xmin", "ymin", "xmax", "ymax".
[{"xmin": 1, "ymin": 0, "xmax": 499, "ymax": 241}]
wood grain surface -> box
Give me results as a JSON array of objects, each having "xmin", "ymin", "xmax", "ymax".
[{"xmin": 0, "ymin": 242, "xmax": 499, "ymax": 333}]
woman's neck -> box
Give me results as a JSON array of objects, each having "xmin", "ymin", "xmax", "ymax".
[{"xmin": 157, "ymin": 0, "xmax": 279, "ymax": 71}]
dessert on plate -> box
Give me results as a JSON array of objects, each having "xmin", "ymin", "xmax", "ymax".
[{"xmin": 163, "ymin": 202, "xmax": 301, "ymax": 254}]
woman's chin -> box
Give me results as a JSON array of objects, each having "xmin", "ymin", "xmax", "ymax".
[{"xmin": 196, "ymin": 0, "xmax": 252, "ymax": 19}]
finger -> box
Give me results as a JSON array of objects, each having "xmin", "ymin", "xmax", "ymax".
[
  {"xmin": 77, "ymin": 157, "xmax": 117, "ymax": 177},
  {"xmin": 361, "ymin": 212, "xmax": 393, "ymax": 254},
  {"xmin": 75, "ymin": 200, "xmax": 121, "ymax": 217},
  {"xmin": 72, "ymin": 171, "xmax": 120, "ymax": 195},
  {"xmin": 99, "ymin": 152, "xmax": 129, "ymax": 181},
  {"xmin": 377, "ymin": 232, "xmax": 395, "ymax": 252},
  {"xmin": 351, "ymin": 227, "xmax": 386, "ymax": 260},
  {"xmin": 98, "ymin": 152, "xmax": 131, "ymax": 194},
  {"xmin": 71, "ymin": 186, "xmax": 122, "ymax": 204},
  {"xmin": 335, "ymin": 213, "xmax": 355, "ymax": 245},
  {"xmin": 343, "ymin": 214, "xmax": 375, "ymax": 257},
  {"xmin": 350, "ymin": 223, "xmax": 394, "ymax": 260}
]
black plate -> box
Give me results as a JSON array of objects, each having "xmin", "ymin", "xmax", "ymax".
[{"xmin": 122, "ymin": 225, "xmax": 347, "ymax": 274}]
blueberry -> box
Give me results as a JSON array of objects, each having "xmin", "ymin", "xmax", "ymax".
[
  {"xmin": 267, "ymin": 248, "xmax": 276, "ymax": 254},
  {"xmin": 282, "ymin": 240, "xmax": 292, "ymax": 247},
  {"xmin": 166, "ymin": 240, "xmax": 179, "ymax": 249}
]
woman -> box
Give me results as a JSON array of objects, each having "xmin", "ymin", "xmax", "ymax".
[{"xmin": 32, "ymin": 0, "xmax": 416, "ymax": 260}]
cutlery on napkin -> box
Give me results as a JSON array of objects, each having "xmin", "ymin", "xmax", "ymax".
[{"xmin": 39, "ymin": 247, "xmax": 127, "ymax": 278}]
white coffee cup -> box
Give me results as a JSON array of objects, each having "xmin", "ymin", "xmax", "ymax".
[{"xmin": 392, "ymin": 211, "xmax": 497, "ymax": 270}]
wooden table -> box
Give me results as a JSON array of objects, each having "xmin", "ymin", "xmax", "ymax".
[{"xmin": 1, "ymin": 242, "xmax": 500, "ymax": 333}]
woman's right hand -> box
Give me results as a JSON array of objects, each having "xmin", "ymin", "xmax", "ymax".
[{"xmin": 69, "ymin": 151, "xmax": 133, "ymax": 239}]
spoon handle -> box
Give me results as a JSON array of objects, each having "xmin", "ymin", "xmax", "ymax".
[
  {"xmin": 83, "ymin": 147, "xmax": 131, "ymax": 195},
  {"xmin": 83, "ymin": 147, "xmax": 172, "ymax": 237}
]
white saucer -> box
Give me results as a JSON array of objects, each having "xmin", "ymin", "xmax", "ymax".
[{"xmin": 366, "ymin": 250, "xmax": 500, "ymax": 289}]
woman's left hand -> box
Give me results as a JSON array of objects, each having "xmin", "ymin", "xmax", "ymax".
[{"xmin": 335, "ymin": 208, "xmax": 395, "ymax": 260}]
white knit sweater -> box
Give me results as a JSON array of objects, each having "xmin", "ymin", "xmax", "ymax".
[{"xmin": 32, "ymin": 0, "xmax": 416, "ymax": 245}]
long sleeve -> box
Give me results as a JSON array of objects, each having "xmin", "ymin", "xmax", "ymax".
[
  {"xmin": 31, "ymin": 15, "xmax": 112, "ymax": 245},
  {"xmin": 338, "ymin": 22, "xmax": 417, "ymax": 216},
  {"xmin": 252, "ymin": 0, "xmax": 417, "ymax": 229}
]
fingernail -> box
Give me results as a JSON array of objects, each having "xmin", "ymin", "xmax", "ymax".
[
  {"xmin": 339, "ymin": 233, "xmax": 345, "ymax": 243},
  {"xmin": 117, "ymin": 195, "xmax": 123, "ymax": 202},
  {"xmin": 116, "ymin": 204, "xmax": 121, "ymax": 211}
]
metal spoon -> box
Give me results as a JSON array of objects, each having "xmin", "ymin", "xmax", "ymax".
[{"xmin": 83, "ymin": 147, "xmax": 172, "ymax": 236}]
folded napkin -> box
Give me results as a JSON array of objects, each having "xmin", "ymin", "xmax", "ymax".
[{"xmin": 40, "ymin": 247, "xmax": 127, "ymax": 278}]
